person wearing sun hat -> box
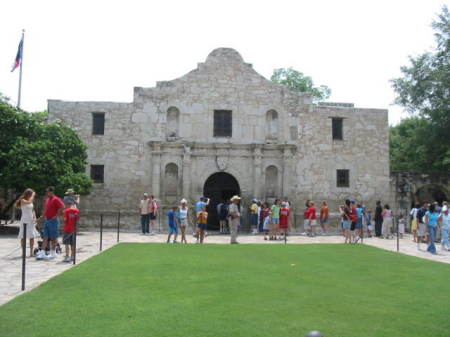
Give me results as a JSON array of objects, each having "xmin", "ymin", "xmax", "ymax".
[
  {"xmin": 64, "ymin": 188, "xmax": 80, "ymax": 208},
  {"xmin": 228, "ymin": 195, "xmax": 241, "ymax": 244},
  {"xmin": 177, "ymin": 198, "xmax": 190, "ymax": 243}
]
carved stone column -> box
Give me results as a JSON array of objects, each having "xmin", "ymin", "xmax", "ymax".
[
  {"xmin": 152, "ymin": 142, "xmax": 161, "ymax": 197},
  {"xmin": 282, "ymin": 146, "xmax": 292, "ymax": 198},
  {"xmin": 253, "ymin": 145, "xmax": 262, "ymax": 199},
  {"xmin": 182, "ymin": 144, "xmax": 192, "ymax": 200}
]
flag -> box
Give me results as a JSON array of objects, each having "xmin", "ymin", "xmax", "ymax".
[{"xmin": 11, "ymin": 38, "xmax": 23, "ymax": 72}]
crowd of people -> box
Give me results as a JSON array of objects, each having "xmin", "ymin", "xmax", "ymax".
[{"xmin": 14, "ymin": 186, "xmax": 450, "ymax": 256}]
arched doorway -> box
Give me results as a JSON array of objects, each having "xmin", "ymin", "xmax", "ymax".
[
  {"xmin": 415, "ymin": 184, "xmax": 449, "ymax": 204},
  {"xmin": 203, "ymin": 172, "xmax": 240, "ymax": 230}
]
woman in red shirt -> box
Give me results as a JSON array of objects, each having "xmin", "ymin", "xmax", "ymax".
[{"xmin": 279, "ymin": 203, "xmax": 291, "ymax": 240}]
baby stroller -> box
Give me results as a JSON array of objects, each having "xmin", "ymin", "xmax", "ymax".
[{"xmin": 33, "ymin": 217, "xmax": 62, "ymax": 255}]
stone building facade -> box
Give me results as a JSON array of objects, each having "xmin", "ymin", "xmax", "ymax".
[{"xmin": 48, "ymin": 48, "xmax": 391, "ymax": 229}]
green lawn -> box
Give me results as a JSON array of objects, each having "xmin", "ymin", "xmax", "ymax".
[{"xmin": 1, "ymin": 243, "xmax": 449, "ymax": 337}]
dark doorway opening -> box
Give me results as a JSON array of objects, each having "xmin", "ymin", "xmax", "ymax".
[
  {"xmin": 415, "ymin": 184, "xmax": 449, "ymax": 205},
  {"xmin": 203, "ymin": 172, "xmax": 240, "ymax": 230}
]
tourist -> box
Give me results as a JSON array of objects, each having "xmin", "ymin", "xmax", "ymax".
[
  {"xmin": 167, "ymin": 207, "xmax": 178, "ymax": 243},
  {"xmin": 260, "ymin": 202, "xmax": 270, "ymax": 234},
  {"xmin": 250, "ymin": 199, "xmax": 259, "ymax": 235},
  {"xmin": 410, "ymin": 203, "xmax": 420, "ymax": 243},
  {"xmin": 217, "ymin": 200, "xmax": 228, "ymax": 234},
  {"xmin": 381, "ymin": 204, "xmax": 393, "ymax": 239},
  {"xmin": 62, "ymin": 199, "xmax": 80, "ymax": 262},
  {"xmin": 36, "ymin": 187, "xmax": 65, "ymax": 260},
  {"xmin": 319, "ymin": 201, "xmax": 329, "ymax": 235},
  {"xmin": 353, "ymin": 203, "xmax": 364, "ymax": 243},
  {"xmin": 63, "ymin": 188, "xmax": 80, "ymax": 208},
  {"xmin": 148, "ymin": 195, "xmax": 158, "ymax": 235},
  {"xmin": 194, "ymin": 197, "xmax": 209, "ymax": 238},
  {"xmin": 303, "ymin": 200, "xmax": 311, "ymax": 236},
  {"xmin": 416, "ymin": 201, "xmax": 429, "ymax": 249},
  {"xmin": 442, "ymin": 201, "xmax": 448, "ymax": 212},
  {"xmin": 177, "ymin": 199, "xmax": 190, "ymax": 244},
  {"xmin": 439, "ymin": 207, "xmax": 450, "ymax": 251},
  {"xmin": 339, "ymin": 200, "xmax": 352, "ymax": 243},
  {"xmin": 397, "ymin": 212, "xmax": 405, "ymax": 238},
  {"xmin": 279, "ymin": 202, "xmax": 291, "ymax": 240},
  {"xmin": 424, "ymin": 204, "xmax": 439, "ymax": 254},
  {"xmin": 197, "ymin": 206, "xmax": 208, "ymax": 244},
  {"xmin": 139, "ymin": 193, "xmax": 151, "ymax": 235},
  {"xmin": 307, "ymin": 201, "xmax": 318, "ymax": 237},
  {"xmin": 15, "ymin": 188, "xmax": 39, "ymax": 257},
  {"xmin": 263, "ymin": 211, "xmax": 272, "ymax": 241},
  {"xmin": 256, "ymin": 201, "xmax": 262, "ymax": 233},
  {"xmin": 366, "ymin": 209, "xmax": 374, "ymax": 237},
  {"xmin": 374, "ymin": 201, "xmax": 383, "ymax": 237},
  {"xmin": 270, "ymin": 199, "xmax": 281, "ymax": 240},
  {"xmin": 350, "ymin": 200, "xmax": 358, "ymax": 242},
  {"xmin": 228, "ymin": 196, "xmax": 241, "ymax": 244}
]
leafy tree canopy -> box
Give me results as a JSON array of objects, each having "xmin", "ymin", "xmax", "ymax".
[
  {"xmin": 0, "ymin": 98, "xmax": 92, "ymax": 197},
  {"xmin": 390, "ymin": 6, "xmax": 450, "ymax": 172},
  {"xmin": 271, "ymin": 67, "xmax": 331, "ymax": 102}
]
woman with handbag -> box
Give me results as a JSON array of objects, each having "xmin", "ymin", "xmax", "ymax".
[{"xmin": 16, "ymin": 188, "xmax": 40, "ymax": 257}]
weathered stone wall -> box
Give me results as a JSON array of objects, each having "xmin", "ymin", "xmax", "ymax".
[{"xmin": 47, "ymin": 48, "xmax": 391, "ymax": 230}]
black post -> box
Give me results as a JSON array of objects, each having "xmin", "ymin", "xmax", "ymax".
[
  {"xmin": 100, "ymin": 214, "xmax": 103, "ymax": 251},
  {"xmin": 396, "ymin": 216, "xmax": 399, "ymax": 252},
  {"xmin": 72, "ymin": 218, "xmax": 78, "ymax": 265},
  {"xmin": 117, "ymin": 211, "xmax": 121, "ymax": 243},
  {"xmin": 21, "ymin": 223, "xmax": 27, "ymax": 291}
]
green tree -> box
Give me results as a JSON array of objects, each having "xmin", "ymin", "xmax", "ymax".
[
  {"xmin": 0, "ymin": 98, "xmax": 92, "ymax": 199},
  {"xmin": 390, "ymin": 5, "xmax": 450, "ymax": 171},
  {"xmin": 271, "ymin": 67, "xmax": 331, "ymax": 102}
]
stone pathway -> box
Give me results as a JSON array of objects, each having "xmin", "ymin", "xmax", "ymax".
[{"xmin": 1, "ymin": 227, "xmax": 449, "ymax": 306}]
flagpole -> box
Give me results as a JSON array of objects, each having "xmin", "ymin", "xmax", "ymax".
[{"xmin": 17, "ymin": 29, "xmax": 25, "ymax": 109}]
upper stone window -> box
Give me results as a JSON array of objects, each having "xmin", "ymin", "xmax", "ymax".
[
  {"xmin": 332, "ymin": 117, "xmax": 343, "ymax": 140},
  {"xmin": 266, "ymin": 110, "xmax": 279, "ymax": 141},
  {"xmin": 214, "ymin": 110, "xmax": 232, "ymax": 137},
  {"xmin": 92, "ymin": 113, "xmax": 105, "ymax": 135}
]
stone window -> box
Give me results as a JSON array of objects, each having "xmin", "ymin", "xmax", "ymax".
[
  {"xmin": 332, "ymin": 118, "xmax": 343, "ymax": 140},
  {"xmin": 90, "ymin": 165, "xmax": 104, "ymax": 183},
  {"xmin": 214, "ymin": 110, "xmax": 232, "ymax": 137},
  {"xmin": 266, "ymin": 110, "xmax": 279, "ymax": 141},
  {"xmin": 166, "ymin": 107, "xmax": 180, "ymax": 138},
  {"xmin": 164, "ymin": 163, "xmax": 179, "ymax": 198},
  {"xmin": 265, "ymin": 165, "xmax": 279, "ymax": 198},
  {"xmin": 92, "ymin": 113, "xmax": 105, "ymax": 135},
  {"xmin": 336, "ymin": 169, "xmax": 349, "ymax": 188}
]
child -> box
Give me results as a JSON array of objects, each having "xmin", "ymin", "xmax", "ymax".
[
  {"xmin": 263, "ymin": 212, "xmax": 272, "ymax": 241},
  {"xmin": 366, "ymin": 210, "xmax": 374, "ymax": 237},
  {"xmin": 167, "ymin": 207, "xmax": 178, "ymax": 243},
  {"xmin": 398, "ymin": 215, "xmax": 405, "ymax": 239},
  {"xmin": 197, "ymin": 206, "xmax": 208, "ymax": 244},
  {"xmin": 279, "ymin": 202, "xmax": 291, "ymax": 240},
  {"xmin": 62, "ymin": 200, "xmax": 80, "ymax": 263}
]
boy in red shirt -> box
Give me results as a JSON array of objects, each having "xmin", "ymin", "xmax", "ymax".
[
  {"xmin": 63, "ymin": 200, "xmax": 80, "ymax": 262},
  {"xmin": 307, "ymin": 202, "xmax": 317, "ymax": 237},
  {"xmin": 279, "ymin": 203, "xmax": 291, "ymax": 240}
]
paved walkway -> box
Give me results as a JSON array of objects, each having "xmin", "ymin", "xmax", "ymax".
[{"xmin": 1, "ymin": 227, "xmax": 450, "ymax": 306}]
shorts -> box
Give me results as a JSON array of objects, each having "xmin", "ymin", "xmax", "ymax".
[
  {"xmin": 279, "ymin": 223, "xmax": 288, "ymax": 230},
  {"xmin": 368, "ymin": 225, "xmax": 374, "ymax": 231},
  {"xmin": 411, "ymin": 218, "xmax": 418, "ymax": 231},
  {"xmin": 251, "ymin": 213, "xmax": 258, "ymax": 226},
  {"xmin": 197, "ymin": 223, "xmax": 207, "ymax": 230},
  {"xmin": 320, "ymin": 218, "xmax": 328, "ymax": 223},
  {"xmin": 342, "ymin": 220, "xmax": 352, "ymax": 229},
  {"xmin": 304, "ymin": 219, "xmax": 311, "ymax": 229},
  {"xmin": 63, "ymin": 232, "xmax": 74, "ymax": 245},
  {"xmin": 43, "ymin": 218, "xmax": 59, "ymax": 240},
  {"xmin": 149, "ymin": 213, "xmax": 156, "ymax": 220},
  {"xmin": 355, "ymin": 219, "xmax": 363, "ymax": 229},
  {"xmin": 351, "ymin": 221, "xmax": 356, "ymax": 231},
  {"xmin": 310, "ymin": 219, "xmax": 317, "ymax": 227},
  {"xmin": 272, "ymin": 218, "xmax": 280, "ymax": 225},
  {"xmin": 418, "ymin": 223, "xmax": 427, "ymax": 236},
  {"xmin": 169, "ymin": 225, "xmax": 178, "ymax": 233},
  {"xmin": 179, "ymin": 218, "xmax": 188, "ymax": 227}
]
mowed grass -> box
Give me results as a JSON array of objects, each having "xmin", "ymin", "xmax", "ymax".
[{"xmin": 1, "ymin": 243, "xmax": 450, "ymax": 337}]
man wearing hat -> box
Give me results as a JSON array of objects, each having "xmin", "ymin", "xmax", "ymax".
[
  {"xmin": 228, "ymin": 196, "xmax": 241, "ymax": 244},
  {"xmin": 64, "ymin": 188, "xmax": 80, "ymax": 208}
]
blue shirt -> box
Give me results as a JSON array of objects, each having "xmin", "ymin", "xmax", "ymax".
[
  {"xmin": 195, "ymin": 201, "xmax": 207, "ymax": 213},
  {"xmin": 356, "ymin": 207, "xmax": 363, "ymax": 220},
  {"xmin": 167, "ymin": 211, "xmax": 176, "ymax": 227},
  {"xmin": 426, "ymin": 211, "xmax": 439, "ymax": 227}
]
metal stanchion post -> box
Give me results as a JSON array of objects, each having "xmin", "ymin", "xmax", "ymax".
[
  {"xmin": 397, "ymin": 216, "xmax": 399, "ymax": 252},
  {"xmin": 117, "ymin": 211, "xmax": 121, "ymax": 243},
  {"xmin": 73, "ymin": 218, "xmax": 78, "ymax": 265},
  {"xmin": 100, "ymin": 214, "xmax": 103, "ymax": 251},
  {"xmin": 21, "ymin": 223, "xmax": 27, "ymax": 291}
]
